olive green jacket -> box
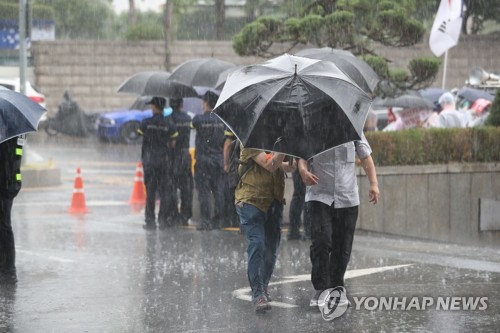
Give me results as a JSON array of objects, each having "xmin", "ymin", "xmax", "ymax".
[{"xmin": 235, "ymin": 147, "xmax": 285, "ymax": 212}]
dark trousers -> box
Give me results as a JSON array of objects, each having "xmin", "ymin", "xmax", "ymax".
[
  {"xmin": 305, "ymin": 201, "xmax": 358, "ymax": 290},
  {"xmin": 194, "ymin": 160, "xmax": 225, "ymax": 227},
  {"xmin": 143, "ymin": 162, "xmax": 174, "ymax": 225},
  {"xmin": 173, "ymin": 152, "xmax": 193, "ymax": 221},
  {"xmin": 0, "ymin": 198, "xmax": 16, "ymax": 274},
  {"xmin": 288, "ymin": 170, "xmax": 308, "ymax": 236}
]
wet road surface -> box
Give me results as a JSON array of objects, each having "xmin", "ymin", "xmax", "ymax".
[{"xmin": 1, "ymin": 133, "xmax": 499, "ymax": 332}]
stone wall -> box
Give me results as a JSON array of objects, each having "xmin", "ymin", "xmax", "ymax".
[
  {"xmin": 356, "ymin": 163, "xmax": 500, "ymax": 247},
  {"xmin": 30, "ymin": 34, "xmax": 500, "ymax": 114}
]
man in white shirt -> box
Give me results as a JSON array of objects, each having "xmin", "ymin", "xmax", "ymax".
[{"xmin": 298, "ymin": 138, "xmax": 381, "ymax": 307}]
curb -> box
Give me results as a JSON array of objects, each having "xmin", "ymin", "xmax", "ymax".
[{"xmin": 21, "ymin": 166, "xmax": 62, "ymax": 188}]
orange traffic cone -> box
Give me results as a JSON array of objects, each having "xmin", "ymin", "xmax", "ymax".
[
  {"xmin": 129, "ymin": 162, "xmax": 146, "ymax": 205},
  {"xmin": 68, "ymin": 167, "xmax": 89, "ymax": 214}
]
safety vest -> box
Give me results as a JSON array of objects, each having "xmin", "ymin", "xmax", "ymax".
[
  {"xmin": 14, "ymin": 135, "xmax": 25, "ymax": 182},
  {"xmin": 0, "ymin": 135, "xmax": 25, "ymax": 199}
]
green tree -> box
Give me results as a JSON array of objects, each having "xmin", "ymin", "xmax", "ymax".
[
  {"xmin": 463, "ymin": 0, "xmax": 500, "ymax": 34},
  {"xmin": 485, "ymin": 89, "xmax": 500, "ymax": 127},
  {"xmin": 33, "ymin": 0, "xmax": 114, "ymax": 39},
  {"xmin": 233, "ymin": 0, "xmax": 441, "ymax": 94}
]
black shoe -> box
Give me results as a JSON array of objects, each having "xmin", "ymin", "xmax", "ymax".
[{"xmin": 255, "ymin": 296, "xmax": 271, "ymax": 313}]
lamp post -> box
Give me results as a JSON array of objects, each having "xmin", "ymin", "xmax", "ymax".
[{"xmin": 19, "ymin": 0, "xmax": 27, "ymax": 95}]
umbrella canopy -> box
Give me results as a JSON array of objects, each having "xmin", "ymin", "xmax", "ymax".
[
  {"xmin": 457, "ymin": 87, "xmax": 494, "ymax": 103},
  {"xmin": 117, "ymin": 71, "xmax": 199, "ymax": 98},
  {"xmin": 213, "ymin": 54, "xmax": 372, "ymax": 160},
  {"xmin": 0, "ymin": 87, "xmax": 47, "ymax": 143},
  {"xmin": 167, "ymin": 58, "xmax": 236, "ymax": 88},
  {"xmin": 295, "ymin": 47, "xmax": 380, "ymax": 94},
  {"xmin": 376, "ymin": 94, "xmax": 434, "ymax": 110},
  {"xmin": 215, "ymin": 66, "xmax": 244, "ymax": 91},
  {"xmin": 418, "ymin": 87, "xmax": 449, "ymax": 105}
]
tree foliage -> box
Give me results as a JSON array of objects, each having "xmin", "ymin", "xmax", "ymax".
[
  {"xmin": 485, "ymin": 89, "xmax": 500, "ymax": 127},
  {"xmin": 233, "ymin": 0, "xmax": 442, "ymax": 94},
  {"xmin": 463, "ymin": 0, "xmax": 500, "ymax": 34},
  {"xmin": 33, "ymin": 0, "xmax": 113, "ymax": 39}
]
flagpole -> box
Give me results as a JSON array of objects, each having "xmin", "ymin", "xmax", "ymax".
[{"xmin": 441, "ymin": 50, "xmax": 448, "ymax": 89}]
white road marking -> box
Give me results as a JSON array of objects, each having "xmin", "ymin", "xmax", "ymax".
[
  {"xmin": 232, "ymin": 264, "xmax": 412, "ymax": 309},
  {"xmin": 16, "ymin": 249, "xmax": 75, "ymax": 263}
]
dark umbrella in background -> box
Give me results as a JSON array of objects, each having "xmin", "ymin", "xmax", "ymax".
[
  {"xmin": 295, "ymin": 47, "xmax": 380, "ymax": 94},
  {"xmin": 0, "ymin": 86, "xmax": 47, "ymax": 143},
  {"xmin": 457, "ymin": 86, "xmax": 494, "ymax": 103},
  {"xmin": 213, "ymin": 54, "xmax": 372, "ymax": 160},
  {"xmin": 418, "ymin": 87, "xmax": 449, "ymax": 109},
  {"xmin": 167, "ymin": 58, "xmax": 236, "ymax": 88},
  {"xmin": 375, "ymin": 94, "xmax": 434, "ymax": 110},
  {"xmin": 117, "ymin": 71, "xmax": 199, "ymax": 98},
  {"xmin": 214, "ymin": 66, "xmax": 244, "ymax": 91}
]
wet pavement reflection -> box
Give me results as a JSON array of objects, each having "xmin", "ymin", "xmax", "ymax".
[{"xmin": 3, "ymin": 133, "xmax": 499, "ymax": 332}]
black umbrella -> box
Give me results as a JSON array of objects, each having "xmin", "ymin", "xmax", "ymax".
[
  {"xmin": 117, "ymin": 71, "xmax": 199, "ymax": 98},
  {"xmin": 418, "ymin": 87, "xmax": 449, "ymax": 105},
  {"xmin": 295, "ymin": 47, "xmax": 380, "ymax": 94},
  {"xmin": 0, "ymin": 87, "xmax": 47, "ymax": 143},
  {"xmin": 167, "ymin": 58, "xmax": 236, "ymax": 88},
  {"xmin": 213, "ymin": 54, "xmax": 372, "ymax": 160},
  {"xmin": 457, "ymin": 87, "xmax": 494, "ymax": 103},
  {"xmin": 375, "ymin": 94, "xmax": 434, "ymax": 110}
]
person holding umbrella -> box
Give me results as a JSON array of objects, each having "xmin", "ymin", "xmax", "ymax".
[
  {"xmin": 0, "ymin": 134, "xmax": 27, "ymax": 283},
  {"xmin": 138, "ymin": 96, "xmax": 178, "ymax": 230},
  {"xmin": 0, "ymin": 87, "xmax": 46, "ymax": 284},
  {"xmin": 298, "ymin": 137, "xmax": 381, "ymax": 307},
  {"xmin": 235, "ymin": 148, "xmax": 296, "ymax": 313}
]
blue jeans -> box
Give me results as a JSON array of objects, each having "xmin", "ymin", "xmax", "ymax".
[{"xmin": 236, "ymin": 200, "xmax": 283, "ymax": 302}]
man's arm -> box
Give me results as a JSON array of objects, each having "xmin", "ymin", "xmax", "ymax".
[
  {"xmin": 359, "ymin": 155, "xmax": 380, "ymax": 204},
  {"xmin": 253, "ymin": 152, "xmax": 287, "ymax": 173},
  {"xmin": 298, "ymin": 158, "xmax": 318, "ymax": 186},
  {"xmin": 223, "ymin": 138, "xmax": 233, "ymax": 173}
]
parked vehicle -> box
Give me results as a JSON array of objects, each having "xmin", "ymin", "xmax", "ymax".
[
  {"xmin": 97, "ymin": 95, "xmax": 203, "ymax": 144},
  {"xmin": 45, "ymin": 91, "xmax": 95, "ymax": 137},
  {"xmin": 0, "ymin": 77, "xmax": 48, "ymax": 124}
]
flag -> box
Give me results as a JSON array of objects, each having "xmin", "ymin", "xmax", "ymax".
[{"xmin": 429, "ymin": 0, "xmax": 464, "ymax": 57}]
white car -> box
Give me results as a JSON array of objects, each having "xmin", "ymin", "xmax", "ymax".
[{"xmin": 0, "ymin": 78, "xmax": 48, "ymax": 123}]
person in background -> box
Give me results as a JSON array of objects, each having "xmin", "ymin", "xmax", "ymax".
[
  {"xmin": 467, "ymin": 98, "xmax": 492, "ymax": 127},
  {"xmin": 235, "ymin": 148, "xmax": 296, "ymax": 313},
  {"xmin": 0, "ymin": 134, "xmax": 26, "ymax": 284},
  {"xmin": 436, "ymin": 92, "xmax": 466, "ymax": 128},
  {"xmin": 169, "ymin": 98, "xmax": 193, "ymax": 226},
  {"xmin": 138, "ymin": 97, "xmax": 178, "ymax": 230},
  {"xmin": 223, "ymin": 130, "xmax": 240, "ymax": 228},
  {"xmin": 363, "ymin": 109, "xmax": 378, "ymax": 132},
  {"xmin": 287, "ymin": 165, "xmax": 308, "ymax": 240},
  {"xmin": 192, "ymin": 91, "xmax": 226, "ymax": 231},
  {"xmin": 298, "ymin": 138, "xmax": 380, "ymax": 307}
]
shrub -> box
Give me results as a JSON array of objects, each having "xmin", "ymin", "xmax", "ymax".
[
  {"xmin": 365, "ymin": 127, "xmax": 500, "ymax": 166},
  {"xmin": 125, "ymin": 22, "xmax": 163, "ymax": 41}
]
